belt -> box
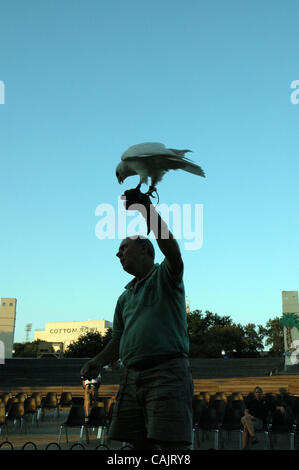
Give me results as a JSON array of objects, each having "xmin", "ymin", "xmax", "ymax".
[{"xmin": 126, "ymin": 353, "xmax": 188, "ymax": 371}]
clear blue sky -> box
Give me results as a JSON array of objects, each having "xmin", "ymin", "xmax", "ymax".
[{"xmin": 0, "ymin": 1, "xmax": 298, "ymax": 343}]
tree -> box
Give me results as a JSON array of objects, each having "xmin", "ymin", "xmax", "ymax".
[
  {"xmin": 13, "ymin": 341, "xmax": 40, "ymax": 357},
  {"xmin": 241, "ymin": 323, "xmax": 265, "ymax": 357},
  {"xmin": 187, "ymin": 310, "xmax": 254, "ymax": 357},
  {"xmin": 260, "ymin": 317, "xmax": 284, "ymax": 356},
  {"xmin": 64, "ymin": 331, "xmax": 103, "ymax": 358},
  {"xmin": 187, "ymin": 310, "xmax": 232, "ymax": 331},
  {"xmin": 187, "ymin": 310, "xmax": 233, "ymax": 357},
  {"xmin": 201, "ymin": 325, "xmax": 244, "ymax": 358},
  {"xmin": 187, "ymin": 310, "xmax": 267, "ymax": 358}
]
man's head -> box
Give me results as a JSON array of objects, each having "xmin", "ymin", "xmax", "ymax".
[
  {"xmin": 116, "ymin": 236, "xmax": 155, "ymax": 277},
  {"xmin": 254, "ymin": 387, "xmax": 263, "ymax": 400}
]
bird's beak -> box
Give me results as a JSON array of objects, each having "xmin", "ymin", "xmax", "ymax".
[{"xmin": 118, "ymin": 176, "xmax": 123, "ymax": 184}]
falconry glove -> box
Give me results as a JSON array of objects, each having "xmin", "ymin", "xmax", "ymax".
[{"xmin": 121, "ymin": 188, "xmax": 152, "ymax": 234}]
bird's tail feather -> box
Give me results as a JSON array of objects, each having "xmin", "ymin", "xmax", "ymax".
[
  {"xmin": 183, "ymin": 162, "xmax": 205, "ymax": 177},
  {"xmin": 167, "ymin": 149, "xmax": 204, "ymax": 170}
]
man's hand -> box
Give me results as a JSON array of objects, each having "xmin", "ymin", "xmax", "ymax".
[
  {"xmin": 121, "ymin": 188, "xmax": 152, "ymax": 234},
  {"xmin": 121, "ymin": 188, "xmax": 151, "ymax": 211},
  {"xmin": 80, "ymin": 358, "xmax": 101, "ymax": 380},
  {"xmin": 80, "ymin": 339, "xmax": 120, "ymax": 380}
]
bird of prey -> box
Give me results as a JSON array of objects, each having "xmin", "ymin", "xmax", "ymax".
[{"xmin": 116, "ymin": 142, "xmax": 205, "ymax": 196}]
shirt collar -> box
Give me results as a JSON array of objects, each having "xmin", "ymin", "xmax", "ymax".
[{"xmin": 125, "ymin": 263, "xmax": 159, "ymax": 290}]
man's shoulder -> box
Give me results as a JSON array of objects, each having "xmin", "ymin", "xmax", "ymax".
[{"xmin": 117, "ymin": 290, "xmax": 130, "ymax": 303}]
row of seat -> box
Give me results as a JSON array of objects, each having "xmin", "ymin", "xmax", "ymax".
[
  {"xmin": 192, "ymin": 392, "xmax": 299, "ymax": 450},
  {"xmin": 0, "ymin": 392, "xmax": 65, "ymax": 437},
  {"xmin": 2, "ymin": 389, "xmax": 299, "ymax": 449},
  {"xmin": 0, "ymin": 390, "xmax": 116, "ymax": 442},
  {"xmin": 0, "ymin": 391, "xmax": 73, "ymax": 408},
  {"xmin": 0, "ymin": 390, "xmax": 114, "ymax": 413},
  {"xmin": 0, "ymin": 391, "xmax": 74, "ymax": 426},
  {"xmin": 58, "ymin": 401, "xmax": 115, "ymax": 446}
]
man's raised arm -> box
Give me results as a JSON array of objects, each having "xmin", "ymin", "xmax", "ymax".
[
  {"xmin": 121, "ymin": 188, "xmax": 183, "ymax": 275},
  {"xmin": 147, "ymin": 204, "xmax": 183, "ymax": 275}
]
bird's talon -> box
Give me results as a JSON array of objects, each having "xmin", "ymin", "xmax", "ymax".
[
  {"xmin": 146, "ymin": 187, "xmax": 157, "ymax": 197},
  {"xmin": 145, "ymin": 188, "xmax": 159, "ymax": 204}
]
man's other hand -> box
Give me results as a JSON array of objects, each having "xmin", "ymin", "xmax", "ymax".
[{"xmin": 80, "ymin": 359, "xmax": 101, "ymax": 380}]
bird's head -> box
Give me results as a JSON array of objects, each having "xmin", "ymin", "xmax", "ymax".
[{"xmin": 116, "ymin": 162, "xmax": 126, "ymax": 184}]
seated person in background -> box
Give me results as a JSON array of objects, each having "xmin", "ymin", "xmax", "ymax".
[
  {"xmin": 81, "ymin": 373, "xmax": 101, "ymax": 420},
  {"xmin": 241, "ymin": 386, "xmax": 285, "ymax": 449}
]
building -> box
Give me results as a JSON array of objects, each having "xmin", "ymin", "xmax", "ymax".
[
  {"xmin": 282, "ymin": 291, "xmax": 299, "ymax": 367},
  {"xmin": 34, "ymin": 319, "xmax": 112, "ymax": 353},
  {"xmin": 0, "ymin": 298, "xmax": 17, "ymax": 359},
  {"xmin": 282, "ymin": 291, "xmax": 299, "ymax": 315},
  {"xmin": 37, "ymin": 341, "xmax": 64, "ymax": 358}
]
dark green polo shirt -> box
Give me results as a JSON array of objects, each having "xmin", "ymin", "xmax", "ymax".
[{"xmin": 112, "ymin": 259, "xmax": 189, "ymax": 367}]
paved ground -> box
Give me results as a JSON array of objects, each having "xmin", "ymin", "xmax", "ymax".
[{"xmin": 1, "ymin": 409, "xmax": 298, "ymax": 451}]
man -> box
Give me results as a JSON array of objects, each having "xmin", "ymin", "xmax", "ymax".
[
  {"xmin": 241, "ymin": 386, "xmax": 286, "ymax": 449},
  {"xmin": 80, "ymin": 189, "xmax": 193, "ymax": 449}
]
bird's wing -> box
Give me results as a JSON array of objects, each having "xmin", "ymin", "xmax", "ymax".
[
  {"xmin": 121, "ymin": 142, "xmax": 181, "ymax": 161},
  {"xmin": 167, "ymin": 154, "xmax": 206, "ymax": 177},
  {"xmin": 120, "ymin": 142, "xmax": 205, "ymax": 177},
  {"xmin": 122, "ymin": 153, "xmax": 205, "ymax": 178}
]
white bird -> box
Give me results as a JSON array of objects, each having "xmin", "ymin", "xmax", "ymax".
[{"xmin": 116, "ymin": 142, "xmax": 205, "ymax": 196}]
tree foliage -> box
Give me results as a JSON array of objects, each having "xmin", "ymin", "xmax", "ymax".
[
  {"xmin": 260, "ymin": 316, "xmax": 284, "ymax": 355},
  {"xmin": 13, "ymin": 340, "xmax": 40, "ymax": 357},
  {"xmin": 280, "ymin": 313, "xmax": 299, "ymax": 330},
  {"xmin": 241, "ymin": 323, "xmax": 265, "ymax": 357},
  {"xmin": 187, "ymin": 310, "xmax": 282, "ymax": 358},
  {"xmin": 63, "ymin": 329, "xmax": 112, "ymax": 358}
]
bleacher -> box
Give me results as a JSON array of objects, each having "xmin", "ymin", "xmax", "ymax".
[
  {"xmin": 1, "ymin": 357, "xmax": 299, "ymax": 450},
  {"xmin": 1, "ymin": 357, "xmax": 299, "ymax": 398}
]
